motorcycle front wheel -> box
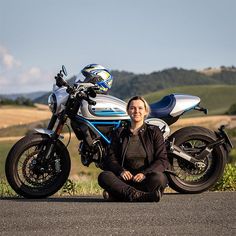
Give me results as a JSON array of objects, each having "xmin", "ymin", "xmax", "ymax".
[
  {"xmin": 167, "ymin": 126, "xmax": 226, "ymax": 194},
  {"xmin": 5, "ymin": 133, "xmax": 71, "ymax": 198}
]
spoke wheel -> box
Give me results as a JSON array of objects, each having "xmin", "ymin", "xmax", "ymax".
[{"xmin": 5, "ymin": 134, "xmax": 71, "ymax": 198}]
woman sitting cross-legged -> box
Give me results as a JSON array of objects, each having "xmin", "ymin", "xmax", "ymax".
[{"xmin": 98, "ymin": 96, "xmax": 170, "ymax": 202}]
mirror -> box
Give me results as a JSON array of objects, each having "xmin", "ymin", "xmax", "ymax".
[{"xmin": 62, "ymin": 65, "xmax": 67, "ymax": 76}]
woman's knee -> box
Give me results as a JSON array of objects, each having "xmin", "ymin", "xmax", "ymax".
[
  {"xmin": 98, "ymin": 171, "xmax": 115, "ymax": 187},
  {"xmin": 147, "ymin": 172, "xmax": 168, "ymax": 188}
]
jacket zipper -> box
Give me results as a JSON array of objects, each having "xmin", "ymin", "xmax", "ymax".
[{"xmin": 121, "ymin": 136, "xmax": 130, "ymax": 167}]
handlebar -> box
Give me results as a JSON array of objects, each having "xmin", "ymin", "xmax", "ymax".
[
  {"xmin": 54, "ymin": 66, "xmax": 97, "ymax": 105},
  {"xmin": 55, "ymin": 73, "xmax": 68, "ymax": 88},
  {"xmin": 88, "ymin": 100, "xmax": 96, "ymax": 106},
  {"xmin": 74, "ymin": 85, "xmax": 97, "ymax": 106}
]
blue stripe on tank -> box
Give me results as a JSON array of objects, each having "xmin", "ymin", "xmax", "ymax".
[{"xmin": 94, "ymin": 111, "xmax": 126, "ymax": 116}]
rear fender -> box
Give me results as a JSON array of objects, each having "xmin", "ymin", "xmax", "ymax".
[{"xmin": 215, "ymin": 125, "xmax": 233, "ymax": 154}]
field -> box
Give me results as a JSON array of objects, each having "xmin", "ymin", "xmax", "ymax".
[
  {"xmin": 0, "ymin": 104, "xmax": 51, "ymax": 129},
  {"xmin": 171, "ymin": 115, "xmax": 236, "ymax": 131}
]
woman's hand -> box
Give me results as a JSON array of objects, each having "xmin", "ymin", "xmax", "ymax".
[
  {"xmin": 133, "ymin": 173, "xmax": 146, "ymax": 182},
  {"xmin": 120, "ymin": 170, "xmax": 133, "ymax": 181}
]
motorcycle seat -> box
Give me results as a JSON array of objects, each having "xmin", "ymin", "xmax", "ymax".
[{"xmin": 150, "ymin": 94, "xmax": 176, "ymax": 118}]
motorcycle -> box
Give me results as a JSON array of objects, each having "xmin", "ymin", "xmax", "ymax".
[{"xmin": 5, "ymin": 65, "xmax": 233, "ymax": 198}]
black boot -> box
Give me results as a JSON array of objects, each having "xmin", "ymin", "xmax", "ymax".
[
  {"xmin": 103, "ymin": 190, "xmax": 119, "ymax": 202},
  {"xmin": 126, "ymin": 187, "xmax": 161, "ymax": 202}
]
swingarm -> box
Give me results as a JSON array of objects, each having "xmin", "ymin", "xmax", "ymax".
[{"xmin": 167, "ymin": 129, "xmax": 232, "ymax": 169}]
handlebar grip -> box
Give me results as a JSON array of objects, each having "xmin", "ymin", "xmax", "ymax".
[{"xmin": 88, "ymin": 100, "xmax": 96, "ymax": 106}]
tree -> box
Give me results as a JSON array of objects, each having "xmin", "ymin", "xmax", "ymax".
[{"xmin": 226, "ymin": 104, "xmax": 236, "ymax": 115}]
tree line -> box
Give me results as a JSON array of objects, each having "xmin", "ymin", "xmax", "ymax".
[
  {"xmin": 0, "ymin": 96, "xmax": 35, "ymax": 107},
  {"xmin": 109, "ymin": 66, "xmax": 236, "ymax": 99}
]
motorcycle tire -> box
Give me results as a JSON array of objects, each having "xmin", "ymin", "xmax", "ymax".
[
  {"xmin": 5, "ymin": 133, "xmax": 71, "ymax": 198},
  {"xmin": 167, "ymin": 126, "xmax": 226, "ymax": 194}
]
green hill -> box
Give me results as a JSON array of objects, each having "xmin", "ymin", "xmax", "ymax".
[
  {"xmin": 144, "ymin": 85, "xmax": 236, "ymax": 116},
  {"xmin": 110, "ymin": 66, "xmax": 236, "ymax": 99}
]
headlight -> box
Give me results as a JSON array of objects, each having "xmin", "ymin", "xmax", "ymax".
[{"xmin": 48, "ymin": 93, "xmax": 57, "ymax": 113}]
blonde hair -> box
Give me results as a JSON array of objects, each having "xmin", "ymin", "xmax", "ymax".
[{"xmin": 126, "ymin": 96, "xmax": 150, "ymax": 118}]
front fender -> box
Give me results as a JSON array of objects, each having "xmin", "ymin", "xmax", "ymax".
[
  {"xmin": 34, "ymin": 128, "xmax": 54, "ymax": 137},
  {"xmin": 34, "ymin": 128, "xmax": 64, "ymax": 140}
]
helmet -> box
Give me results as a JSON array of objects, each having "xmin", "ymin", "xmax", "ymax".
[{"xmin": 80, "ymin": 64, "xmax": 113, "ymax": 93}]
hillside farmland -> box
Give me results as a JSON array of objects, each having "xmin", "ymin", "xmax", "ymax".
[{"xmin": 0, "ymin": 104, "xmax": 51, "ymax": 129}]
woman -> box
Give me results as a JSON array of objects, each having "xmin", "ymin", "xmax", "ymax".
[{"xmin": 98, "ymin": 96, "xmax": 170, "ymax": 202}]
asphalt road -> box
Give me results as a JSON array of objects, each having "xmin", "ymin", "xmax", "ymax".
[{"xmin": 0, "ymin": 192, "xmax": 235, "ymax": 236}]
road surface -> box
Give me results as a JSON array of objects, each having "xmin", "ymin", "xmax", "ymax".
[{"xmin": 0, "ymin": 192, "xmax": 235, "ymax": 236}]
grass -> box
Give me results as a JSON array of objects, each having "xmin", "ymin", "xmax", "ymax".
[
  {"xmin": 211, "ymin": 164, "xmax": 236, "ymax": 191},
  {"xmin": 228, "ymin": 148, "xmax": 236, "ymax": 164},
  {"xmin": 0, "ymin": 140, "xmax": 15, "ymax": 175},
  {"xmin": 58, "ymin": 178, "xmax": 103, "ymax": 196},
  {"xmin": 0, "ymin": 178, "xmax": 16, "ymax": 197},
  {"xmin": 0, "ymin": 176, "xmax": 103, "ymax": 198}
]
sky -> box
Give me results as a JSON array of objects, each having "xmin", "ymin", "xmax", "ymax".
[{"xmin": 0, "ymin": 0, "xmax": 235, "ymax": 94}]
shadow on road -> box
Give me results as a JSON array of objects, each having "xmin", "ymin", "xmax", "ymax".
[
  {"xmin": 0, "ymin": 196, "xmax": 106, "ymax": 202},
  {"xmin": 0, "ymin": 192, "xmax": 180, "ymax": 202}
]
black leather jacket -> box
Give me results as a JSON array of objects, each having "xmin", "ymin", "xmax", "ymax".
[{"xmin": 105, "ymin": 123, "xmax": 170, "ymax": 176}]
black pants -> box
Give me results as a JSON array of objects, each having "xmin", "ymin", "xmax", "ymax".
[{"xmin": 98, "ymin": 171, "xmax": 168, "ymax": 200}]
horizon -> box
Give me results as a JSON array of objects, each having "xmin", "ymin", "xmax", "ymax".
[{"xmin": 0, "ymin": 65, "xmax": 235, "ymax": 96}]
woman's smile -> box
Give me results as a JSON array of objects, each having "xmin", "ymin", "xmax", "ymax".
[{"xmin": 127, "ymin": 99, "xmax": 148, "ymax": 127}]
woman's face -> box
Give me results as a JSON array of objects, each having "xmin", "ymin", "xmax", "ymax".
[{"xmin": 127, "ymin": 99, "xmax": 148, "ymax": 123}]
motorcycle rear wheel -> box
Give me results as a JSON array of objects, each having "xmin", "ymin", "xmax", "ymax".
[
  {"xmin": 167, "ymin": 126, "xmax": 226, "ymax": 194},
  {"xmin": 5, "ymin": 133, "xmax": 71, "ymax": 198}
]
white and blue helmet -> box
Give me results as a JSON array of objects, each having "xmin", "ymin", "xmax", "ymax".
[{"xmin": 80, "ymin": 64, "xmax": 113, "ymax": 93}]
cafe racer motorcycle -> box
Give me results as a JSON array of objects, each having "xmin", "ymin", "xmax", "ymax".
[{"xmin": 5, "ymin": 64, "xmax": 233, "ymax": 198}]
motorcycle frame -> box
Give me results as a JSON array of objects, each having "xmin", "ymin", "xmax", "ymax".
[{"xmin": 72, "ymin": 114, "xmax": 124, "ymax": 145}]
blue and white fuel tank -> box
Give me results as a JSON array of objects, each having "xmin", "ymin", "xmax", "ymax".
[{"xmin": 79, "ymin": 94, "xmax": 130, "ymax": 120}]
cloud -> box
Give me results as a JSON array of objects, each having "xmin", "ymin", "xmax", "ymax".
[
  {"xmin": 0, "ymin": 44, "xmax": 52, "ymax": 94},
  {"xmin": 19, "ymin": 67, "xmax": 42, "ymax": 84},
  {"xmin": 0, "ymin": 45, "xmax": 21, "ymax": 70},
  {"xmin": 0, "ymin": 67, "xmax": 52, "ymax": 94}
]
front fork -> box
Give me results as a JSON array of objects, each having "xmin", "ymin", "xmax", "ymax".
[
  {"xmin": 47, "ymin": 114, "xmax": 58, "ymax": 130},
  {"xmin": 35, "ymin": 114, "xmax": 67, "ymax": 163}
]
